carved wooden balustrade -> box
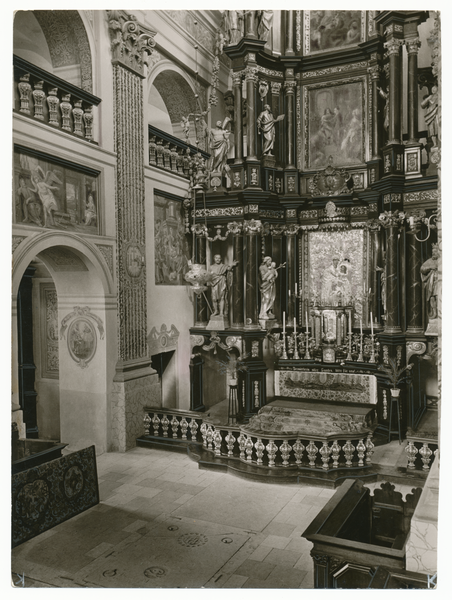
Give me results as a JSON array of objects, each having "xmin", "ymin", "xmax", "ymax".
[
  {"xmin": 141, "ymin": 407, "xmax": 379, "ymax": 481},
  {"xmin": 13, "ymin": 55, "xmax": 101, "ymax": 142},
  {"xmin": 148, "ymin": 125, "xmax": 210, "ymax": 178}
]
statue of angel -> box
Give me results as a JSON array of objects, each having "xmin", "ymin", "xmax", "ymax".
[{"xmin": 28, "ymin": 166, "xmax": 63, "ymax": 228}]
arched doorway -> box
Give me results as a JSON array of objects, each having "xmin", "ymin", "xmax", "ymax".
[{"xmin": 12, "ymin": 232, "xmax": 116, "ymax": 455}]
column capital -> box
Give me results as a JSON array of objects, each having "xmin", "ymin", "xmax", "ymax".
[
  {"xmin": 284, "ymin": 223, "xmax": 301, "ymax": 236},
  {"xmin": 243, "ymin": 219, "xmax": 262, "ymax": 234},
  {"xmin": 271, "ymin": 81, "xmax": 282, "ymax": 95},
  {"xmin": 191, "ymin": 223, "xmax": 208, "ymax": 237},
  {"xmin": 405, "ymin": 37, "xmax": 421, "ymax": 55},
  {"xmin": 232, "ymin": 72, "xmax": 243, "ymax": 87},
  {"xmin": 405, "ymin": 208, "xmax": 426, "ymax": 232},
  {"xmin": 384, "ymin": 37, "xmax": 404, "ymax": 57},
  {"xmin": 378, "ymin": 210, "xmax": 405, "ymax": 228},
  {"xmin": 107, "ymin": 10, "xmax": 157, "ymax": 77},
  {"xmin": 284, "ymin": 80, "xmax": 297, "ymax": 92},
  {"xmin": 367, "ymin": 65, "xmax": 382, "ymax": 80},
  {"xmin": 365, "ymin": 218, "xmax": 382, "ymax": 232},
  {"xmin": 244, "ymin": 66, "xmax": 258, "ymax": 83},
  {"xmin": 227, "ymin": 221, "xmax": 243, "ymax": 235}
]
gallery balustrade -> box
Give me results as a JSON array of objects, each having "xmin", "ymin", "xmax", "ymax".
[{"xmin": 13, "ymin": 55, "xmax": 101, "ymax": 142}]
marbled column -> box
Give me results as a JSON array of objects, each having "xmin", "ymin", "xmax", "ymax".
[
  {"xmin": 284, "ymin": 78, "xmax": 296, "ymax": 169},
  {"xmin": 406, "ymin": 38, "xmax": 421, "ymax": 143},
  {"xmin": 245, "ymin": 65, "xmax": 258, "ymax": 162},
  {"xmin": 367, "ymin": 220, "xmax": 383, "ymax": 326},
  {"xmin": 233, "ymin": 73, "xmax": 243, "ymax": 164},
  {"xmin": 231, "ymin": 226, "xmax": 244, "ymax": 328},
  {"xmin": 380, "ymin": 212, "xmax": 404, "ymax": 333},
  {"xmin": 368, "ymin": 65, "xmax": 381, "ymax": 159},
  {"xmin": 244, "ymin": 220, "xmax": 262, "ymax": 329},
  {"xmin": 285, "ymin": 226, "xmax": 298, "ymax": 322},
  {"xmin": 195, "ymin": 234, "xmax": 208, "ymax": 327},
  {"xmin": 271, "ymin": 81, "xmax": 282, "ymax": 162},
  {"xmin": 406, "ymin": 227, "xmax": 423, "ymax": 333},
  {"xmin": 384, "ymin": 37, "xmax": 404, "ymax": 145},
  {"xmin": 271, "ymin": 229, "xmax": 284, "ymax": 327},
  {"xmin": 285, "ymin": 10, "xmax": 294, "ymax": 55}
]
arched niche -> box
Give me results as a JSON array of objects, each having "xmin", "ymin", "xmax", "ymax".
[
  {"xmin": 13, "ymin": 10, "xmax": 94, "ymax": 92},
  {"xmin": 147, "ymin": 64, "xmax": 204, "ymax": 145}
]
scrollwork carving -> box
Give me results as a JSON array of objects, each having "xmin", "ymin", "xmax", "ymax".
[{"xmin": 107, "ymin": 10, "xmax": 156, "ymax": 77}]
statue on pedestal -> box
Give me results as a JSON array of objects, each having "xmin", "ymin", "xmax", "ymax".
[
  {"xmin": 222, "ymin": 10, "xmax": 245, "ymax": 46},
  {"xmin": 207, "ymin": 118, "xmax": 232, "ymax": 179},
  {"xmin": 421, "ymin": 244, "xmax": 439, "ymax": 334},
  {"xmin": 421, "ymin": 86, "xmax": 439, "ymax": 147},
  {"xmin": 206, "ymin": 254, "xmax": 238, "ymax": 329},
  {"xmin": 257, "ymin": 105, "xmax": 285, "ymax": 156},
  {"xmin": 259, "ymin": 256, "xmax": 278, "ymax": 319}
]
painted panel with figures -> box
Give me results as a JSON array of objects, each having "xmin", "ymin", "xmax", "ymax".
[
  {"xmin": 305, "ymin": 10, "xmax": 364, "ymax": 54},
  {"xmin": 154, "ymin": 193, "xmax": 191, "ymax": 285},
  {"xmin": 13, "ymin": 149, "xmax": 100, "ymax": 234}
]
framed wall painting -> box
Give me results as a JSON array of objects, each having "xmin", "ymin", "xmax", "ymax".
[
  {"xmin": 13, "ymin": 146, "xmax": 100, "ymax": 234},
  {"xmin": 304, "ymin": 10, "xmax": 365, "ymax": 55},
  {"xmin": 154, "ymin": 192, "xmax": 191, "ymax": 286},
  {"xmin": 303, "ymin": 78, "xmax": 367, "ymax": 170}
]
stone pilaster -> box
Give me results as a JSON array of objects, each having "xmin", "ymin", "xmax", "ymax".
[{"xmin": 107, "ymin": 10, "xmax": 157, "ymax": 450}]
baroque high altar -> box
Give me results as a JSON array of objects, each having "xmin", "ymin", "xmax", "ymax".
[{"xmin": 178, "ymin": 10, "xmax": 440, "ymax": 480}]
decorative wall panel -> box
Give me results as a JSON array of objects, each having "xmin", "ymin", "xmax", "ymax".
[
  {"xmin": 154, "ymin": 194, "xmax": 190, "ymax": 285},
  {"xmin": 40, "ymin": 284, "xmax": 59, "ymax": 379},
  {"xmin": 12, "ymin": 445, "xmax": 99, "ymax": 548},
  {"xmin": 275, "ymin": 371, "xmax": 377, "ymax": 404}
]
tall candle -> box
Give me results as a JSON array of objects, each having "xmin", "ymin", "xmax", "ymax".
[
  {"xmin": 348, "ymin": 310, "xmax": 352, "ymax": 335},
  {"xmin": 283, "ymin": 311, "xmax": 286, "ymax": 334},
  {"xmin": 306, "ymin": 311, "xmax": 309, "ymax": 332},
  {"xmin": 294, "ymin": 317, "xmax": 296, "ymax": 335},
  {"xmin": 370, "ymin": 311, "xmax": 374, "ymax": 335},
  {"xmin": 295, "ymin": 283, "xmax": 298, "ymax": 296},
  {"xmin": 360, "ymin": 317, "xmax": 363, "ymax": 336}
]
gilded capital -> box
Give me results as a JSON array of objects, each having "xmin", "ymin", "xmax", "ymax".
[
  {"xmin": 244, "ymin": 66, "xmax": 258, "ymax": 83},
  {"xmin": 107, "ymin": 10, "xmax": 157, "ymax": 77},
  {"xmin": 243, "ymin": 219, "xmax": 262, "ymax": 234},
  {"xmin": 384, "ymin": 38, "xmax": 404, "ymax": 57},
  {"xmin": 378, "ymin": 210, "xmax": 405, "ymax": 228}
]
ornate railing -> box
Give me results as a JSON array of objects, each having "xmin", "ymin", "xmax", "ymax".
[
  {"xmin": 143, "ymin": 408, "xmax": 377, "ymax": 473},
  {"xmin": 148, "ymin": 125, "xmax": 209, "ymax": 178},
  {"xmin": 13, "ymin": 55, "xmax": 101, "ymax": 142}
]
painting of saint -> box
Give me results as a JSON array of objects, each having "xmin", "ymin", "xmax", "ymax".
[
  {"xmin": 154, "ymin": 195, "xmax": 190, "ymax": 285},
  {"xmin": 68, "ymin": 318, "xmax": 97, "ymax": 367},
  {"xmin": 307, "ymin": 10, "xmax": 363, "ymax": 54},
  {"xmin": 307, "ymin": 81, "xmax": 364, "ymax": 169}
]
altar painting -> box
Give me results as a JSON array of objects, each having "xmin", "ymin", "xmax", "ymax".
[
  {"xmin": 305, "ymin": 80, "xmax": 365, "ymax": 169},
  {"xmin": 305, "ymin": 10, "xmax": 364, "ymax": 54},
  {"xmin": 154, "ymin": 194, "xmax": 190, "ymax": 285},
  {"xmin": 13, "ymin": 150, "xmax": 99, "ymax": 234},
  {"xmin": 308, "ymin": 229, "xmax": 365, "ymax": 323}
]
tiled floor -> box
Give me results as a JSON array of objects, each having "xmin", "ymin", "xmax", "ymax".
[{"xmin": 11, "ymin": 446, "xmax": 417, "ymax": 589}]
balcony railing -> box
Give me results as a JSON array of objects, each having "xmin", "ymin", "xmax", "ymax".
[
  {"xmin": 148, "ymin": 124, "xmax": 209, "ymax": 179},
  {"xmin": 13, "ymin": 55, "xmax": 101, "ymax": 143}
]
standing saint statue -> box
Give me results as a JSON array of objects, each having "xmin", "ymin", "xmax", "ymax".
[
  {"xmin": 257, "ymin": 105, "xmax": 285, "ymax": 155},
  {"xmin": 257, "ymin": 10, "xmax": 273, "ymax": 42},
  {"xmin": 421, "ymin": 86, "xmax": 439, "ymax": 147},
  {"xmin": 222, "ymin": 10, "xmax": 244, "ymax": 45},
  {"xmin": 421, "ymin": 243, "xmax": 439, "ymax": 320},
  {"xmin": 207, "ymin": 118, "xmax": 232, "ymax": 177},
  {"xmin": 259, "ymin": 256, "xmax": 278, "ymax": 319},
  {"xmin": 209, "ymin": 254, "xmax": 238, "ymax": 317}
]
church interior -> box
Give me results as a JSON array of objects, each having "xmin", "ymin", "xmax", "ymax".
[{"xmin": 11, "ymin": 9, "xmax": 442, "ymax": 589}]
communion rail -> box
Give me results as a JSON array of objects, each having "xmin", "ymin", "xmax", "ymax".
[{"xmin": 141, "ymin": 408, "xmax": 377, "ymax": 475}]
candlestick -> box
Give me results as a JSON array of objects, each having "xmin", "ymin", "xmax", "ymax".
[
  {"xmin": 283, "ymin": 311, "xmax": 285, "ymax": 334},
  {"xmin": 293, "ymin": 317, "xmax": 296, "ymax": 335},
  {"xmin": 369, "ymin": 333, "xmax": 376, "ymax": 363},
  {"xmin": 370, "ymin": 311, "xmax": 374, "ymax": 336},
  {"xmin": 360, "ymin": 317, "xmax": 363, "ymax": 336},
  {"xmin": 306, "ymin": 311, "xmax": 309, "ymax": 332},
  {"xmin": 358, "ymin": 318, "xmax": 364, "ymax": 362},
  {"xmin": 282, "ymin": 331, "xmax": 288, "ymax": 359}
]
